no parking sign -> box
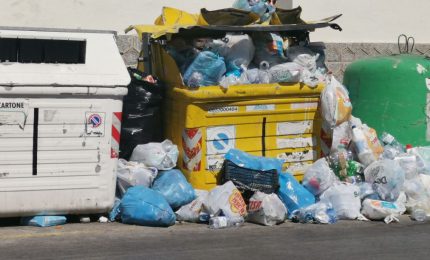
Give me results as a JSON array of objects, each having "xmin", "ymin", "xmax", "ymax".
[{"xmin": 206, "ymin": 125, "xmax": 236, "ymax": 155}]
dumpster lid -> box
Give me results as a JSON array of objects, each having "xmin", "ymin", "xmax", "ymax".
[
  {"xmin": 126, "ymin": 22, "xmax": 342, "ymax": 40},
  {"xmin": 0, "ymin": 27, "xmax": 130, "ymax": 87}
]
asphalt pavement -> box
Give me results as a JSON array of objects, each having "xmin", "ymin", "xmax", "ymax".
[{"xmin": 1, "ymin": 216, "xmax": 429, "ymax": 259}]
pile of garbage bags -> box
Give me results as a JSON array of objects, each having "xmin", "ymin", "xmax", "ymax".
[{"xmin": 167, "ymin": 30, "xmax": 327, "ymax": 89}]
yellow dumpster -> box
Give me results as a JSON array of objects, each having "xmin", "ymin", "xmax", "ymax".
[{"xmin": 129, "ymin": 16, "xmax": 342, "ymax": 190}]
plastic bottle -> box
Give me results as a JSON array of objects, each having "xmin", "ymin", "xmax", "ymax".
[
  {"xmin": 381, "ymin": 132, "xmax": 405, "ymax": 152},
  {"xmin": 208, "ymin": 216, "xmax": 244, "ymax": 229},
  {"xmin": 411, "ymin": 208, "xmax": 427, "ymax": 222},
  {"xmin": 258, "ymin": 61, "xmax": 271, "ymax": 84},
  {"xmin": 351, "ymin": 125, "xmax": 375, "ymax": 166}
]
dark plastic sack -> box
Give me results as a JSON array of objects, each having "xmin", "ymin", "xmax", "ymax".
[
  {"xmin": 120, "ymin": 186, "xmax": 176, "ymax": 227},
  {"xmin": 152, "ymin": 169, "xmax": 196, "ymax": 209},
  {"xmin": 278, "ymin": 172, "xmax": 315, "ymax": 217}
]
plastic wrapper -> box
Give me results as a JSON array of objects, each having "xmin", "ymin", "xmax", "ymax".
[
  {"xmin": 21, "ymin": 216, "xmax": 67, "ymax": 227},
  {"xmin": 225, "ymin": 149, "xmax": 284, "ymax": 174},
  {"xmin": 291, "ymin": 202, "xmax": 337, "ymax": 224},
  {"xmin": 302, "ymin": 158, "xmax": 337, "ymax": 196},
  {"xmin": 320, "ymin": 75, "xmax": 352, "ymax": 129},
  {"xmin": 130, "ymin": 140, "xmax": 179, "ymax": 170},
  {"xmin": 277, "ymin": 172, "xmax": 315, "ymax": 217},
  {"xmin": 120, "ymin": 186, "xmax": 176, "ymax": 227},
  {"xmin": 152, "ymin": 169, "xmax": 196, "ymax": 209},
  {"xmin": 175, "ymin": 190, "xmax": 209, "ymax": 223},
  {"xmin": 320, "ymin": 182, "xmax": 365, "ymax": 220},
  {"xmin": 361, "ymin": 199, "xmax": 406, "ymax": 224},
  {"xmin": 247, "ymin": 192, "xmax": 287, "ymax": 226},
  {"xmin": 268, "ymin": 62, "xmax": 302, "ymax": 83},
  {"xmin": 364, "ymin": 160, "xmax": 406, "ymax": 202},
  {"xmin": 203, "ymin": 181, "xmax": 247, "ymax": 218},
  {"xmin": 183, "ymin": 51, "xmax": 226, "ymax": 87},
  {"xmin": 116, "ymin": 159, "xmax": 158, "ymax": 197},
  {"xmin": 252, "ymin": 32, "xmax": 288, "ymax": 67}
]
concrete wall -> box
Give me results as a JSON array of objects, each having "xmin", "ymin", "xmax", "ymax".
[{"xmin": 296, "ymin": 0, "xmax": 430, "ymax": 43}]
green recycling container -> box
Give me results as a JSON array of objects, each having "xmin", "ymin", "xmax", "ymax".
[{"xmin": 343, "ymin": 54, "xmax": 430, "ymax": 146}]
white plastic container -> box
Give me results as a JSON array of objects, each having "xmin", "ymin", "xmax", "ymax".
[{"xmin": 0, "ymin": 27, "xmax": 130, "ymax": 217}]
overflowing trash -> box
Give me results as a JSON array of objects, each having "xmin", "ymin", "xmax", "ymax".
[{"xmin": 166, "ymin": 29, "xmax": 327, "ymax": 89}]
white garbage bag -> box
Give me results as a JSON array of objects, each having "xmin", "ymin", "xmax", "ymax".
[
  {"xmin": 116, "ymin": 159, "xmax": 158, "ymax": 197},
  {"xmin": 320, "ymin": 182, "xmax": 365, "ymax": 220},
  {"xmin": 130, "ymin": 140, "xmax": 179, "ymax": 170},
  {"xmin": 247, "ymin": 192, "xmax": 287, "ymax": 226},
  {"xmin": 175, "ymin": 190, "xmax": 209, "ymax": 223},
  {"xmin": 361, "ymin": 199, "xmax": 406, "ymax": 224},
  {"xmin": 203, "ymin": 181, "xmax": 247, "ymax": 219},
  {"xmin": 320, "ymin": 75, "xmax": 352, "ymax": 129},
  {"xmin": 364, "ymin": 160, "xmax": 405, "ymax": 202},
  {"xmin": 302, "ymin": 158, "xmax": 337, "ymax": 196}
]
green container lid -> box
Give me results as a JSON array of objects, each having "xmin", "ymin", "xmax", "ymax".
[{"xmin": 343, "ymin": 54, "xmax": 430, "ymax": 146}]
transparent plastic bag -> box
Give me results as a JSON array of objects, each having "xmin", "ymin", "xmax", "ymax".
[
  {"xmin": 364, "ymin": 160, "xmax": 406, "ymax": 202},
  {"xmin": 183, "ymin": 51, "xmax": 226, "ymax": 87},
  {"xmin": 206, "ymin": 34, "xmax": 255, "ymax": 69},
  {"xmin": 175, "ymin": 190, "xmax": 209, "ymax": 223},
  {"xmin": 286, "ymin": 46, "xmax": 319, "ymax": 72},
  {"xmin": 130, "ymin": 140, "xmax": 179, "ymax": 170},
  {"xmin": 116, "ymin": 159, "xmax": 158, "ymax": 197},
  {"xmin": 291, "ymin": 202, "xmax": 337, "ymax": 224},
  {"xmin": 269, "ymin": 62, "xmax": 302, "ymax": 83},
  {"xmin": 302, "ymin": 158, "xmax": 337, "ymax": 196},
  {"xmin": 321, "ymin": 75, "xmax": 352, "ymax": 129}
]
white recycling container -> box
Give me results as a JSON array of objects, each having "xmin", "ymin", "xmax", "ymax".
[{"xmin": 0, "ymin": 27, "xmax": 130, "ymax": 217}]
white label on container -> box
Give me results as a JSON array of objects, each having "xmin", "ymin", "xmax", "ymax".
[
  {"xmin": 206, "ymin": 154, "xmax": 225, "ymax": 171},
  {"xmin": 246, "ymin": 104, "xmax": 275, "ymax": 112},
  {"xmin": 277, "ymin": 121, "xmax": 313, "ymax": 135},
  {"xmin": 426, "ymin": 78, "xmax": 430, "ymax": 91},
  {"xmin": 206, "ymin": 125, "xmax": 236, "ymax": 155},
  {"xmin": 277, "ymin": 150, "xmax": 316, "ymax": 163},
  {"xmin": 277, "ymin": 137, "xmax": 316, "ymax": 149},
  {"xmin": 208, "ymin": 106, "xmax": 239, "ymax": 114},
  {"xmin": 0, "ymin": 99, "xmax": 29, "ymax": 128},
  {"xmin": 291, "ymin": 102, "xmax": 319, "ymax": 110}
]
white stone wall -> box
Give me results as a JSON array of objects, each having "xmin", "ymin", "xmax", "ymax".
[{"xmin": 296, "ymin": 0, "xmax": 430, "ymax": 43}]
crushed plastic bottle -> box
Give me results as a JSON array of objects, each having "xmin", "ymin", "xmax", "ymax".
[
  {"xmin": 258, "ymin": 61, "xmax": 271, "ymax": 83},
  {"xmin": 291, "ymin": 202, "xmax": 337, "ymax": 224},
  {"xmin": 411, "ymin": 207, "xmax": 427, "ymax": 222},
  {"xmin": 208, "ymin": 216, "xmax": 244, "ymax": 229}
]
